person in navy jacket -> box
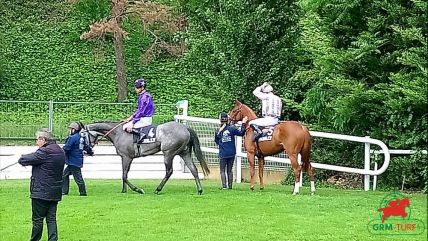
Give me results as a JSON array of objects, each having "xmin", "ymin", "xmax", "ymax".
[
  {"xmin": 214, "ymin": 113, "xmax": 248, "ymax": 189},
  {"xmin": 62, "ymin": 122, "xmax": 93, "ymax": 196},
  {"xmin": 18, "ymin": 129, "xmax": 65, "ymax": 241}
]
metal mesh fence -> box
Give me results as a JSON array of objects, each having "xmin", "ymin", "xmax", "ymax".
[
  {"xmin": 183, "ymin": 119, "xmax": 290, "ymax": 171},
  {"xmin": 0, "ymin": 100, "xmax": 177, "ymax": 143}
]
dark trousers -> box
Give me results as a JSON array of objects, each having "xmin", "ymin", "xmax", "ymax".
[
  {"xmin": 62, "ymin": 165, "xmax": 86, "ymax": 195},
  {"xmin": 220, "ymin": 157, "xmax": 235, "ymax": 189},
  {"xmin": 31, "ymin": 198, "xmax": 58, "ymax": 241}
]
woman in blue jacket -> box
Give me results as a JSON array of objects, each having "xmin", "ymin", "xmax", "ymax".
[
  {"xmin": 62, "ymin": 122, "xmax": 93, "ymax": 196},
  {"xmin": 214, "ymin": 113, "xmax": 248, "ymax": 189}
]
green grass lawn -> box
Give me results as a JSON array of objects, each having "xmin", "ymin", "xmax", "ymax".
[{"xmin": 0, "ymin": 180, "xmax": 426, "ymax": 241}]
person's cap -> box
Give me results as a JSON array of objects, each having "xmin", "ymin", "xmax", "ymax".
[
  {"xmin": 219, "ymin": 112, "xmax": 228, "ymax": 122},
  {"xmin": 68, "ymin": 122, "xmax": 81, "ymax": 131}
]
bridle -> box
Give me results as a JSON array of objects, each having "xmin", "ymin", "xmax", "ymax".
[
  {"xmin": 82, "ymin": 121, "xmax": 124, "ymax": 147},
  {"xmin": 229, "ymin": 104, "xmax": 242, "ymax": 123}
]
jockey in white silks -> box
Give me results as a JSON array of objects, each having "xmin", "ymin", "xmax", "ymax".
[{"xmin": 249, "ymin": 82, "xmax": 282, "ymax": 141}]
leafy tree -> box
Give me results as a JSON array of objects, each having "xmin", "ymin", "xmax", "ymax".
[
  {"xmin": 295, "ymin": 0, "xmax": 427, "ymax": 190},
  {"xmin": 81, "ymin": 0, "xmax": 185, "ymax": 101}
]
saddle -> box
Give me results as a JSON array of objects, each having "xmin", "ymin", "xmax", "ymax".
[{"xmin": 132, "ymin": 125, "xmax": 157, "ymax": 144}]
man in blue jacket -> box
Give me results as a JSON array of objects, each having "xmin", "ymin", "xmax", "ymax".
[
  {"xmin": 18, "ymin": 129, "xmax": 65, "ymax": 241},
  {"xmin": 214, "ymin": 113, "xmax": 248, "ymax": 189},
  {"xmin": 62, "ymin": 122, "xmax": 93, "ymax": 196}
]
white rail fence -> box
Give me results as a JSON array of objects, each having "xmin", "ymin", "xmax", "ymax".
[{"xmin": 174, "ymin": 115, "xmax": 395, "ymax": 191}]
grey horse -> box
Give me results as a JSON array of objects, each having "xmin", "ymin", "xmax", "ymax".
[{"xmin": 82, "ymin": 121, "xmax": 210, "ymax": 195}]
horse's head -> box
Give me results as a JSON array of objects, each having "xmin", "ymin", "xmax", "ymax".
[
  {"xmin": 229, "ymin": 100, "xmax": 257, "ymax": 123},
  {"xmin": 80, "ymin": 124, "xmax": 103, "ymax": 148},
  {"xmin": 229, "ymin": 100, "xmax": 244, "ymax": 124}
]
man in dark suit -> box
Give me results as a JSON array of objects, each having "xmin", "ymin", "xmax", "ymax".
[{"xmin": 18, "ymin": 129, "xmax": 66, "ymax": 241}]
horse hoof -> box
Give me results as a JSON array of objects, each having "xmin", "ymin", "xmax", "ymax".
[
  {"xmin": 311, "ymin": 192, "xmax": 315, "ymax": 196},
  {"xmin": 154, "ymin": 190, "xmax": 160, "ymax": 195},
  {"xmin": 137, "ymin": 189, "xmax": 145, "ymax": 194},
  {"xmin": 250, "ymin": 187, "xmax": 254, "ymax": 191},
  {"xmin": 198, "ymin": 190, "xmax": 203, "ymax": 195},
  {"xmin": 292, "ymin": 192, "xmax": 299, "ymax": 195},
  {"xmin": 260, "ymin": 187, "xmax": 264, "ymax": 191}
]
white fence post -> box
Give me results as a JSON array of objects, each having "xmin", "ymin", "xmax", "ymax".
[
  {"xmin": 364, "ymin": 136, "xmax": 371, "ymax": 191},
  {"xmin": 373, "ymin": 162, "xmax": 378, "ymax": 191},
  {"xmin": 298, "ymin": 154, "xmax": 303, "ymax": 187},
  {"xmin": 235, "ymin": 136, "xmax": 243, "ymax": 183},
  {"xmin": 176, "ymin": 100, "xmax": 189, "ymax": 172}
]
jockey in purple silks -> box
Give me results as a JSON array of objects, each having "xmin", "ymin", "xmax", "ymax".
[
  {"xmin": 123, "ymin": 79, "xmax": 155, "ymax": 138},
  {"xmin": 249, "ymin": 82, "xmax": 282, "ymax": 141}
]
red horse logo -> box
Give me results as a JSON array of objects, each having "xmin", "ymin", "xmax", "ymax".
[{"xmin": 377, "ymin": 197, "xmax": 410, "ymax": 223}]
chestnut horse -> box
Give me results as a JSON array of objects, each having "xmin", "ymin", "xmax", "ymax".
[{"xmin": 229, "ymin": 100, "xmax": 315, "ymax": 194}]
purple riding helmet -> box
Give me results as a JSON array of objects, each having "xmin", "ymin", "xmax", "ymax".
[{"xmin": 134, "ymin": 79, "xmax": 146, "ymax": 88}]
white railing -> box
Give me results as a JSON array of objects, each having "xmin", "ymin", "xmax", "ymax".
[{"xmin": 175, "ymin": 115, "xmax": 392, "ymax": 191}]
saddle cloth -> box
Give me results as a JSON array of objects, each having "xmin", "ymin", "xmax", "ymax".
[
  {"xmin": 132, "ymin": 125, "xmax": 157, "ymax": 144},
  {"xmin": 258, "ymin": 126, "xmax": 275, "ymax": 142}
]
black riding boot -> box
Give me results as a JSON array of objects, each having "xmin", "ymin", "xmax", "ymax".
[{"xmin": 251, "ymin": 124, "xmax": 263, "ymax": 141}]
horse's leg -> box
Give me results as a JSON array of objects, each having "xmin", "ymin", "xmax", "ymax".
[
  {"xmin": 288, "ymin": 153, "xmax": 301, "ymax": 195},
  {"xmin": 121, "ymin": 156, "xmax": 144, "ymax": 194},
  {"xmin": 307, "ymin": 163, "xmax": 315, "ymax": 195},
  {"xmin": 179, "ymin": 151, "xmax": 203, "ymax": 195},
  {"xmin": 247, "ymin": 153, "xmax": 256, "ymax": 191},
  {"xmin": 301, "ymin": 137, "xmax": 315, "ymax": 195},
  {"xmin": 258, "ymin": 157, "xmax": 265, "ymax": 190},
  {"xmin": 154, "ymin": 153, "xmax": 174, "ymax": 195}
]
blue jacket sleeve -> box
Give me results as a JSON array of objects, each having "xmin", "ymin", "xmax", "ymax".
[
  {"xmin": 63, "ymin": 136, "xmax": 75, "ymax": 153},
  {"xmin": 214, "ymin": 129, "xmax": 222, "ymax": 145},
  {"xmin": 231, "ymin": 124, "xmax": 246, "ymax": 137}
]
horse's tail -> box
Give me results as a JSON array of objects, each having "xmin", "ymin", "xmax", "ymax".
[
  {"xmin": 187, "ymin": 127, "xmax": 210, "ymax": 176},
  {"xmin": 300, "ymin": 125, "xmax": 312, "ymax": 173}
]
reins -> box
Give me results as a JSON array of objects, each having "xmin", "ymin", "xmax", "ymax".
[{"xmin": 91, "ymin": 121, "xmax": 125, "ymax": 145}]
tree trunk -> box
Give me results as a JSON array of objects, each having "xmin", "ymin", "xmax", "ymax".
[
  {"xmin": 112, "ymin": 0, "xmax": 127, "ymax": 102},
  {"xmin": 114, "ymin": 26, "xmax": 127, "ymax": 102}
]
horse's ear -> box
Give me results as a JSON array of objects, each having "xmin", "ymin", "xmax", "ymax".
[
  {"xmin": 234, "ymin": 99, "xmax": 241, "ymax": 105},
  {"xmin": 78, "ymin": 121, "xmax": 85, "ymax": 129}
]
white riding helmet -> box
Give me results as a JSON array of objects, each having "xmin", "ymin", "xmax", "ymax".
[
  {"xmin": 262, "ymin": 84, "xmax": 273, "ymax": 93},
  {"xmin": 68, "ymin": 122, "xmax": 81, "ymax": 131}
]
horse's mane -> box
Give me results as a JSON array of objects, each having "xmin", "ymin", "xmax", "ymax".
[{"xmin": 234, "ymin": 100, "xmax": 257, "ymax": 118}]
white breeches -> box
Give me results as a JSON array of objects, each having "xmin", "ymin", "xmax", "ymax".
[
  {"xmin": 123, "ymin": 116, "xmax": 153, "ymax": 130},
  {"xmin": 248, "ymin": 116, "xmax": 278, "ymax": 127}
]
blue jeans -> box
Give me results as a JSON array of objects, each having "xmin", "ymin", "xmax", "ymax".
[{"xmin": 220, "ymin": 157, "xmax": 235, "ymax": 189}]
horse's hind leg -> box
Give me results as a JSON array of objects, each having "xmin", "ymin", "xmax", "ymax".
[
  {"xmin": 154, "ymin": 153, "xmax": 174, "ymax": 195},
  {"xmin": 121, "ymin": 157, "xmax": 144, "ymax": 194},
  {"xmin": 258, "ymin": 157, "xmax": 265, "ymax": 190},
  {"xmin": 305, "ymin": 163, "xmax": 315, "ymax": 194},
  {"xmin": 179, "ymin": 151, "xmax": 203, "ymax": 195},
  {"xmin": 288, "ymin": 153, "xmax": 301, "ymax": 195}
]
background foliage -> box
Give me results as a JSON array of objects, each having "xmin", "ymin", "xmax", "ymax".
[{"xmin": 0, "ymin": 0, "xmax": 426, "ymax": 190}]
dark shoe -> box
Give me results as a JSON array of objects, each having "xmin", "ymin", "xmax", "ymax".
[
  {"xmin": 79, "ymin": 193, "xmax": 87, "ymax": 196},
  {"xmin": 62, "ymin": 193, "xmax": 68, "ymax": 195}
]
